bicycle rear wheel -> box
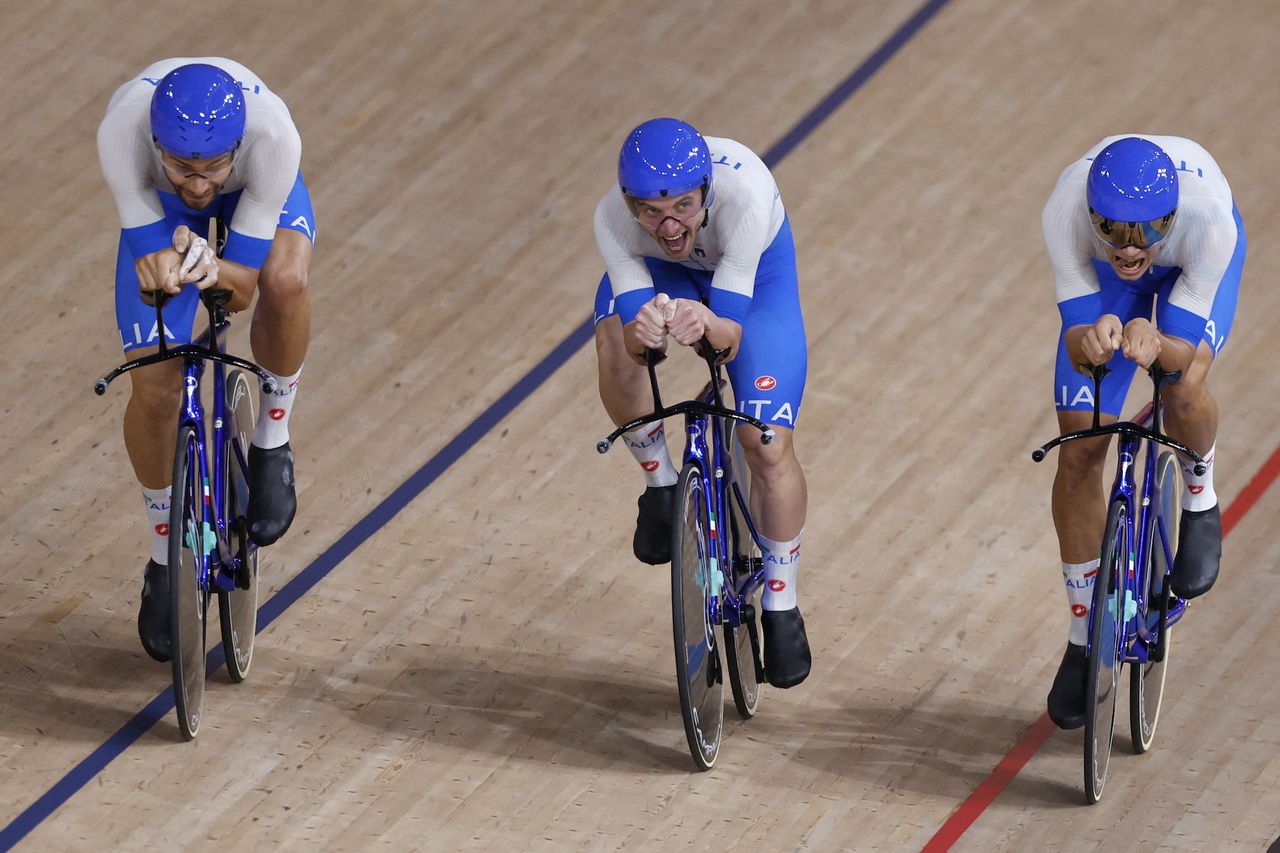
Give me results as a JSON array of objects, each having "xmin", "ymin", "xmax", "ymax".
[
  {"xmin": 1085, "ymin": 500, "xmax": 1126, "ymax": 803},
  {"xmin": 1131, "ymin": 450, "xmax": 1180, "ymax": 754},
  {"xmin": 218, "ymin": 370, "xmax": 258, "ymax": 683},
  {"xmin": 722, "ymin": 424, "xmax": 762, "ymax": 720},
  {"xmin": 671, "ymin": 462, "xmax": 723, "ymax": 771},
  {"xmin": 170, "ymin": 424, "xmax": 210, "ymax": 740}
]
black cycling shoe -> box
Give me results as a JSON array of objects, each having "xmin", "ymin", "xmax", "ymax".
[
  {"xmin": 633, "ymin": 484, "xmax": 676, "ymax": 564},
  {"xmin": 138, "ymin": 559, "xmax": 171, "ymax": 662},
  {"xmin": 248, "ymin": 442, "xmax": 297, "ymax": 547},
  {"xmin": 1047, "ymin": 642, "xmax": 1087, "ymax": 729},
  {"xmin": 1170, "ymin": 505, "xmax": 1222, "ymax": 599},
  {"xmin": 762, "ymin": 607, "xmax": 812, "ymax": 688}
]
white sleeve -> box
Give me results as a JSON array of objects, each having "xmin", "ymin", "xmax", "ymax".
[
  {"xmin": 594, "ymin": 191, "xmax": 655, "ymax": 308},
  {"xmin": 97, "ymin": 98, "xmax": 165, "ymax": 232},
  {"xmin": 228, "ymin": 118, "xmax": 302, "ymax": 241},
  {"xmin": 1041, "ymin": 172, "xmax": 1099, "ymax": 310}
]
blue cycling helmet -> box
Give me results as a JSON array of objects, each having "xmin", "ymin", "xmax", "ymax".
[
  {"xmin": 150, "ymin": 64, "xmax": 246, "ymax": 160},
  {"xmin": 618, "ymin": 118, "xmax": 713, "ymax": 201},
  {"xmin": 1086, "ymin": 137, "xmax": 1178, "ymax": 222}
]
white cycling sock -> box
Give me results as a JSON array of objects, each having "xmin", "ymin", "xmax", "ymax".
[
  {"xmin": 252, "ymin": 364, "xmax": 303, "ymax": 450},
  {"xmin": 760, "ymin": 531, "xmax": 802, "ymax": 611},
  {"xmin": 142, "ymin": 485, "xmax": 172, "ymax": 565},
  {"xmin": 1063, "ymin": 558, "xmax": 1099, "ymax": 646},
  {"xmin": 1179, "ymin": 443, "xmax": 1217, "ymax": 512},
  {"xmin": 623, "ymin": 422, "xmax": 678, "ymax": 488}
]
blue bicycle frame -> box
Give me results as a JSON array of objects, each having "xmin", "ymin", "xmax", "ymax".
[
  {"xmin": 178, "ymin": 318, "xmax": 249, "ymax": 594},
  {"xmin": 679, "ymin": 377, "xmax": 767, "ymax": 629},
  {"xmin": 1105, "ymin": 413, "xmax": 1186, "ymax": 665}
]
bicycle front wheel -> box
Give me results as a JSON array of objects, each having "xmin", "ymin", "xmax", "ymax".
[
  {"xmin": 671, "ymin": 462, "xmax": 723, "ymax": 771},
  {"xmin": 1085, "ymin": 499, "xmax": 1127, "ymax": 803},
  {"xmin": 1131, "ymin": 450, "xmax": 1180, "ymax": 754},
  {"xmin": 722, "ymin": 423, "xmax": 762, "ymax": 720},
  {"xmin": 218, "ymin": 370, "xmax": 258, "ymax": 683},
  {"xmin": 170, "ymin": 424, "xmax": 210, "ymax": 740}
]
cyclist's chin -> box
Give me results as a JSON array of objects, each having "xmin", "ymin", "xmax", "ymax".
[{"xmin": 179, "ymin": 190, "xmax": 216, "ymax": 210}]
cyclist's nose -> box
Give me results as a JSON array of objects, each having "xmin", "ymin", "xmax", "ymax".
[{"xmin": 657, "ymin": 216, "xmax": 684, "ymax": 236}]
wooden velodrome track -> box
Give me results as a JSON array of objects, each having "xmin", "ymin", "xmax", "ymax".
[{"xmin": 3, "ymin": 0, "xmax": 1280, "ymax": 849}]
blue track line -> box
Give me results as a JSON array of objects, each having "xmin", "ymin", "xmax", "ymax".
[{"xmin": 1, "ymin": 1, "xmax": 952, "ymax": 847}]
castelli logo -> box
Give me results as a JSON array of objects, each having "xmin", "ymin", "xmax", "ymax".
[
  {"xmin": 269, "ymin": 408, "xmax": 286, "ymax": 421},
  {"xmin": 1072, "ymin": 604, "xmax": 1087, "ymax": 618},
  {"xmin": 155, "ymin": 524, "xmax": 169, "ymax": 536},
  {"xmin": 1188, "ymin": 484, "xmax": 1204, "ymax": 494},
  {"xmin": 754, "ymin": 375, "xmax": 777, "ymax": 391},
  {"xmin": 641, "ymin": 461, "xmax": 660, "ymax": 472},
  {"xmin": 768, "ymin": 579, "xmax": 787, "ymax": 592}
]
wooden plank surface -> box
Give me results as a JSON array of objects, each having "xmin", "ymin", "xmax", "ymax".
[{"xmin": 2, "ymin": 1, "xmax": 1279, "ymax": 849}]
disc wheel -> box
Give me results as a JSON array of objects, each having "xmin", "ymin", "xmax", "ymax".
[
  {"xmin": 1131, "ymin": 451, "xmax": 1179, "ymax": 754},
  {"xmin": 170, "ymin": 424, "xmax": 210, "ymax": 740},
  {"xmin": 218, "ymin": 370, "xmax": 259, "ymax": 683},
  {"xmin": 723, "ymin": 423, "xmax": 762, "ymax": 720},
  {"xmin": 671, "ymin": 462, "xmax": 723, "ymax": 771},
  {"xmin": 1085, "ymin": 500, "xmax": 1127, "ymax": 803}
]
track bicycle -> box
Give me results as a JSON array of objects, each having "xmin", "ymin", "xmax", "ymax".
[
  {"xmin": 1033, "ymin": 364, "xmax": 1205, "ymax": 803},
  {"xmin": 96, "ymin": 287, "xmax": 274, "ymax": 739},
  {"xmin": 598, "ymin": 341, "xmax": 776, "ymax": 771}
]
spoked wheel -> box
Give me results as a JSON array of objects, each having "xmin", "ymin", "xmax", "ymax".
[
  {"xmin": 1085, "ymin": 500, "xmax": 1127, "ymax": 803},
  {"xmin": 1131, "ymin": 451, "xmax": 1180, "ymax": 754},
  {"xmin": 671, "ymin": 462, "xmax": 723, "ymax": 771},
  {"xmin": 170, "ymin": 424, "xmax": 210, "ymax": 740},
  {"xmin": 723, "ymin": 423, "xmax": 763, "ymax": 720},
  {"xmin": 218, "ymin": 370, "xmax": 259, "ymax": 683}
]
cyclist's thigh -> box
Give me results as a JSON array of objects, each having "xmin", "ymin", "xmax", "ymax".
[
  {"xmin": 115, "ymin": 229, "xmax": 202, "ymax": 353},
  {"xmin": 726, "ymin": 220, "xmax": 806, "ymax": 429},
  {"xmin": 592, "ymin": 259, "xmax": 704, "ymax": 325}
]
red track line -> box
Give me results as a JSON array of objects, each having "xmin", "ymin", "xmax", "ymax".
[
  {"xmin": 1222, "ymin": 442, "xmax": 1280, "ymax": 536},
  {"xmin": 921, "ymin": 441, "xmax": 1280, "ymax": 851}
]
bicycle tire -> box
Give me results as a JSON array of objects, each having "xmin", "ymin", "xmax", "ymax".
[
  {"xmin": 722, "ymin": 423, "xmax": 762, "ymax": 720},
  {"xmin": 671, "ymin": 462, "xmax": 723, "ymax": 771},
  {"xmin": 218, "ymin": 370, "xmax": 258, "ymax": 683},
  {"xmin": 1130, "ymin": 450, "xmax": 1179, "ymax": 754},
  {"xmin": 1085, "ymin": 499, "xmax": 1126, "ymax": 803},
  {"xmin": 170, "ymin": 424, "xmax": 209, "ymax": 741}
]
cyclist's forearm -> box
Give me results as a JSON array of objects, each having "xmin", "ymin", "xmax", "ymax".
[
  {"xmin": 1155, "ymin": 332, "xmax": 1196, "ymax": 374},
  {"xmin": 704, "ymin": 315, "xmax": 742, "ymax": 360},
  {"xmin": 215, "ymin": 258, "xmax": 260, "ymax": 313}
]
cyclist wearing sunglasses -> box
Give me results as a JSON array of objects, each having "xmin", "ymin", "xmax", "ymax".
[
  {"xmin": 592, "ymin": 118, "xmax": 812, "ymax": 689},
  {"xmin": 1040, "ymin": 135, "xmax": 1245, "ymax": 729},
  {"xmin": 98, "ymin": 58, "xmax": 315, "ymax": 663}
]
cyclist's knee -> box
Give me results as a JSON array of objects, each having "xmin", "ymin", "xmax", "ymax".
[
  {"xmin": 741, "ymin": 426, "xmax": 797, "ymax": 478},
  {"xmin": 258, "ymin": 263, "xmax": 308, "ymax": 307},
  {"xmin": 1162, "ymin": 370, "xmax": 1213, "ymax": 422},
  {"xmin": 126, "ymin": 361, "xmax": 182, "ymax": 416},
  {"xmin": 1056, "ymin": 435, "xmax": 1108, "ymax": 481}
]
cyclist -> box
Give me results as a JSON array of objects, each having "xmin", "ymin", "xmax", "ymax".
[
  {"xmin": 593, "ymin": 118, "xmax": 812, "ymax": 688},
  {"xmin": 1042, "ymin": 135, "xmax": 1244, "ymax": 727},
  {"xmin": 97, "ymin": 58, "xmax": 315, "ymax": 662}
]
